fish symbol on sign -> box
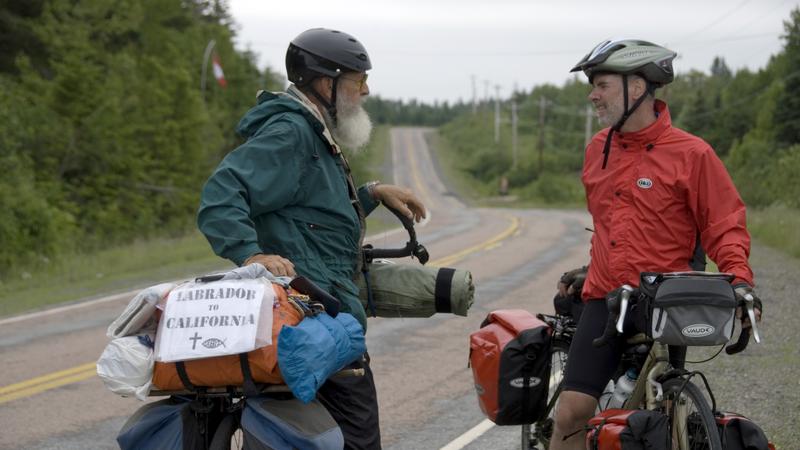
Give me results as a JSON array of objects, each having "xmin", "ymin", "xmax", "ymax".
[{"xmin": 201, "ymin": 338, "xmax": 227, "ymax": 349}]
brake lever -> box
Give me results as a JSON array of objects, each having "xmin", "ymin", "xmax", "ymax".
[
  {"xmin": 744, "ymin": 293, "xmax": 761, "ymax": 344},
  {"xmin": 616, "ymin": 285, "xmax": 633, "ymax": 334}
]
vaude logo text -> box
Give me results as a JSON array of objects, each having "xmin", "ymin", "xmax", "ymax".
[
  {"xmin": 682, "ymin": 324, "xmax": 715, "ymax": 337},
  {"xmin": 637, "ymin": 178, "xmax": 653, "ymax": 189},
  {"xmin": 510, "ymin": 377, "xmax": 542, "ymax": 388}
]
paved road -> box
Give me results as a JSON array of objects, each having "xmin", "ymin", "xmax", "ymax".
[{"xmin": 0, "ymin": 127, "xmax": 595, "ymax": 449}]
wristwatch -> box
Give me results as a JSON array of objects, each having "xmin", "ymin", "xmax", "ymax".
[{"xmin": 365, "ymin": 180, "xmax": 381, "ymax": 201}]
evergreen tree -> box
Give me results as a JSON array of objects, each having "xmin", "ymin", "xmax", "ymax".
[{"xmin": 773, "ymin": 7, "xmax": 800, "ymax": 146}]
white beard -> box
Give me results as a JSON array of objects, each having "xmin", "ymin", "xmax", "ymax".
[{"xmin": 326, "ymin": 92, "xmax": 373, "ymax": 152}]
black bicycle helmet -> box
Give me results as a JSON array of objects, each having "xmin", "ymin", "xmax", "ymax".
[
  {"xmin": 286, "ymin": 28, "xmax": 371, "ymax": 85},
  {"xmin": 571, "ymin": 39, "xmax": 677, "ymax": 169},
  {"xmin": 285, "ymin": 28, "xmax": 371, "ymax": 125}
]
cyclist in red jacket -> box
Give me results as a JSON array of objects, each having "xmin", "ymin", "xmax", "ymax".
[{"xmin": 550, "ymin": 39, "xmax": 763, "ymax": 450}]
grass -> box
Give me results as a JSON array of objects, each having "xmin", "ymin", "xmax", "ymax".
[
  {"xmin": 429, "ymin": 128, "xmax": 586, "ymax": 209},
  {"xmin": 748, "ymin": 204, "xmax": 800, "ymax": 260},
  {"xmin": 0, "ymin": 125, "xmax": 397, "ymax": 318},
  {"xmin": 0, "ymin": 230, "xmax": 228, "ymax": 317}
]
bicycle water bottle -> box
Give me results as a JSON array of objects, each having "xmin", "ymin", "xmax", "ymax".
[
  {"xmin": 607, "ymin": 368, "xmax": 638, "ymax": 409},
  {"xmin": 598, "ymin": 379, "xmax": 615, "ymax": 410}
]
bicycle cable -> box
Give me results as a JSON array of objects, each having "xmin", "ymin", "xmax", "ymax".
[{"xmin": 684, "ymin": 343, "xmax": 725, "ymax": 364}]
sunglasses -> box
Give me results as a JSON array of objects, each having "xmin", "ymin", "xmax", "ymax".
[{"xmin": 340, "ymin": 73, "xmax": 368, "ymax": 89}]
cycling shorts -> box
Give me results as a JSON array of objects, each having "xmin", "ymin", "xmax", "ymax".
[{"xmin": 561, "ymin": 299, "xmax": 625, "ymax": 398}]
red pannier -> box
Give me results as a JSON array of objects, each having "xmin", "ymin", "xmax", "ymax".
[
  {"xmin": 585, "ymin": 409, "xmax": 669, "ymax": 450},
  {"xmin": 469, "ymin": 309, "xmax": 551, "ymax": 425},
  {"xmin": 715, "ymin": 412, "xmax": 775, "ymax": 450}
]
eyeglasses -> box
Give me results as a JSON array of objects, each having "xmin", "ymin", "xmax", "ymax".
[{"xmin": 340, "ymin": 73, "xmax": 368, "ymax": 89}]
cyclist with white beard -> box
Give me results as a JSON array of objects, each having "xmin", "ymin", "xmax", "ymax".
[{"xmin": 197, "ymin": 28, "xmax": 425, "ymax": 449}]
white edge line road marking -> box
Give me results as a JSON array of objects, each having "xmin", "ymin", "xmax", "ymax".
[{"xmin": 439, "ymin": 418, "xmax": 495, "ymax": 450}]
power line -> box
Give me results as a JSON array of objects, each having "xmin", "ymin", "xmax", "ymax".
[{"xmin": 674, "ymin": 0, "xmax": 754, "ymax": 44}]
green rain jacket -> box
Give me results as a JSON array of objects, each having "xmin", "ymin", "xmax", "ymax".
[{"xmin": 197, "ymin": 87, "xmax": 380, "ymax": 330}]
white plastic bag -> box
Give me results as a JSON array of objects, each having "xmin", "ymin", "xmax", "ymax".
[{"xmin": 96, "ymin": 335, "xmax": 155, "ymax": 401}]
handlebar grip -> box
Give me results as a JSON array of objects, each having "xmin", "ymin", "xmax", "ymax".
[
  {"xmin": 289, "ymin": 276, "xmax": 340, "ymax": 317},
  {"xmin": 725, "ymin": 327, "xmax": 750, "ymax": 354}
]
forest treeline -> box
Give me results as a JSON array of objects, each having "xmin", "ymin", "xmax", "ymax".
[
  {"xmin": 0, "ymin": 0, "xmax": 284, "ymax": 274},
  {"xmin": 438, "ymin": 9, "xmax": 800, "ymax": 210}
]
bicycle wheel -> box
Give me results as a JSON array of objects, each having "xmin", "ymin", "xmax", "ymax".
[
  {"xmin": 209, "ymin": 413, "xmax": 244, "ymax": 450},
  {"xmin": 661, "ymin": 378, "xmax": 721, "ymax": 450},
  {"xmin": 523, "ymin": 339, "xmax": 569, "ymax": 450}
]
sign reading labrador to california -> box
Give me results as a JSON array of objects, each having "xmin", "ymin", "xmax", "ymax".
[{"xmin": 154, "ymin": 279, "xmax": 274, "ymax": 362}]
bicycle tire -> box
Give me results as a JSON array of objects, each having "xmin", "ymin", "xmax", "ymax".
[
  {"xmin": 661, "ymin": 378, "xmax": 722, "ymax": 450},
  {"xmin": 209, "ymin": 413, "xmax": 244, "ymax": 450},
  {"xmin": 523, "ymin": 339, "xmax": 570, "ymax": 450}
]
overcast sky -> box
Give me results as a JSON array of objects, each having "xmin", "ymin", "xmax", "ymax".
[{"xmin": 227, "ymin": 0, "xmax": 798, "ymax": 104}]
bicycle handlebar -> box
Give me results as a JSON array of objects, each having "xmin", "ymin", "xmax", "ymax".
[
  {"xmin": 362, "ymin": 205, "xmax": 429, "ymax": 264},
  {"xmin": 592, "ymin": 285, "xmax": 635, "ymax": 348},
  {"xmin": 725, "ymin": 293, "xmax": 761, "ymax": 355},
  {"xmin": 592, "ymin": 274, "xmax": 763, "ymax": 354}
]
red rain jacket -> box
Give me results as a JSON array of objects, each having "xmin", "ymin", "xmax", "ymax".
[{"xmin": 581, "ymin": 100, "xmax": 753, "ymax": 301}]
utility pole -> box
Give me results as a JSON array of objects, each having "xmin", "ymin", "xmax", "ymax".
[
  {"xmin": 494, "ymin": 84, "xmax": 501, "ymax": 144},
  {"xmin": 484, "ymin": 79, "xmax": 490, "ymax": 104},
  {"xmin": 471, "ymin": 75, "xmax": 477, "ymax": 115},
  {"xmin": 538, "ymin": 95, "xmax": 546, "ymax": 172},
  {"xmin": 584, "ymin": 104, "xmax": 594, "ymax": 148},
  {"xmin": 511, "ymin": 99, "xmax": 518, "ymax": 170},
  {"xmin": 200, "ymin": 39, "xmax": 216, "ymax": 103}
]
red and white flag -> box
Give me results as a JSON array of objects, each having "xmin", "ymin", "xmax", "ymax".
[{"xmin": 212, "ymin": 53, "xmax": 227, "ymax": 88}]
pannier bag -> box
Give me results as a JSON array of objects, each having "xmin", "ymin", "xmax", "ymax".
[
  {"xmin": 117, "ymin": 396, "xmax": 217, "ymax": 450},
  {"xmin": 152, "ymin": 283, "xmax": 303, "ymax": 390},
  {"xmin": 277, "ymin": 312, "xmax": 366, "ymax": 403},
  {"xmin": 585, "ymin": 409, "xmax": 669, "ymax": 450},
  {"xmin": 469, "ymin": 309, "xmax": 551, "ymax": 425},
  {"xmin": 643, "ymin": 274, "xmax": 736, "ymax": 346},
  {"xmin": 241, "ymin": 395, "xmax": 344, "ymax": 450},
  {"xmin": 715, "ymin": 412, "xmax": 775, "ymax": 450},
  {"xmin": 356, "ymin": 261, "xmax": 474, "ymax": 317}
]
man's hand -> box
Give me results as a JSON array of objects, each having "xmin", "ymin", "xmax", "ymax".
[
  {"xmin": 734, "ymin": 284, "xmax": 763, "ymax": 329},
  {"xmin": 244, "ymin": 254, "xmax": 296, "ymax": 277},
  {"xmin": 557, "ymin": 265, "xmax": 588, "ymax": 298},
  {"xmin": 372, "ymin": 184, "xmax": 426, "ymax": 223}
]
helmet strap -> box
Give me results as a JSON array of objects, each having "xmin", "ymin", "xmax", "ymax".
[
  {"xmin": 601, "ymin": 74, "xmax": 649, "ymax": 169},
  {"xmin": 308, "ymin": 77, "xmax": 340, "ymax": 127}
]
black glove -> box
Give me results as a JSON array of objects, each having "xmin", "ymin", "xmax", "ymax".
[
  {"xmin": 733, "ymin": 284, "xmax": 763, "ymax": 323},
  {"xmin": 559, "ymin": 265, "xmax": 588, "ymax": 298}
]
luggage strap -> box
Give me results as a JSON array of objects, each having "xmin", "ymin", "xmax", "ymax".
[
  {"xmin": 435, "ymin": 268, "xmax": 456, "ymax": 313},
  {"xmin": 175, "ymin": 361, "xmax": 196, "ymax": 391},
  {"xmin": 238, "ymin": 353, "xmax": 260, "ymax": 397},
  {"xmin": 361, "ymin": 264, "xmax": 377, "ymax": 317}
]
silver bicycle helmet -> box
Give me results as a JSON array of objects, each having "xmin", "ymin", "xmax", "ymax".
[{"xmin": 571, "ymin": 39, "xmax": 677, "ymax": 169}]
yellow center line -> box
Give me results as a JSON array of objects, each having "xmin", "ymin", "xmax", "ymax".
[
  {"xmin": 404, "ymin": 130, "xmax": 436, "ymax": 210},
  {"xmin": 0, "ymin": 214, "xmax": 521, "ymax": 405},
  {"xmin": 0, "ymin": 364, "xmax": 96, "ymax": 405},
  {"xmin": 431, "ymin": 215, "xmax": 520, "ymax": 267}
]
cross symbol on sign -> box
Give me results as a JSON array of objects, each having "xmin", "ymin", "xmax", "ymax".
[{"xmin": 189, "ymin": 332, "xmax": 203, "ymax": 350}]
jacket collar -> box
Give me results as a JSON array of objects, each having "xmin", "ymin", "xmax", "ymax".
[
  {"xmin": 284, "ymin": 85, "xmax": 341, "ymax": 154},
  {"xmin": 616, "ymin": 99, "xmax": 671, "ymax": 145}
]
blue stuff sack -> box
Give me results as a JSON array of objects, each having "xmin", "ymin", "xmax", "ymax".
[
  {"xmin": 241, "ymin": 396, "xmax": 344, "ymax": 450},
  {"xmin": 277, "ymin": 312, "xmax": 366, "ymax": 403}
]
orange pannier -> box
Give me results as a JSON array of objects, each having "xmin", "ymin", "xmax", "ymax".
[{"xmin": 152, "ymin": 283, "xmax": 303, "ymax": 390}]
